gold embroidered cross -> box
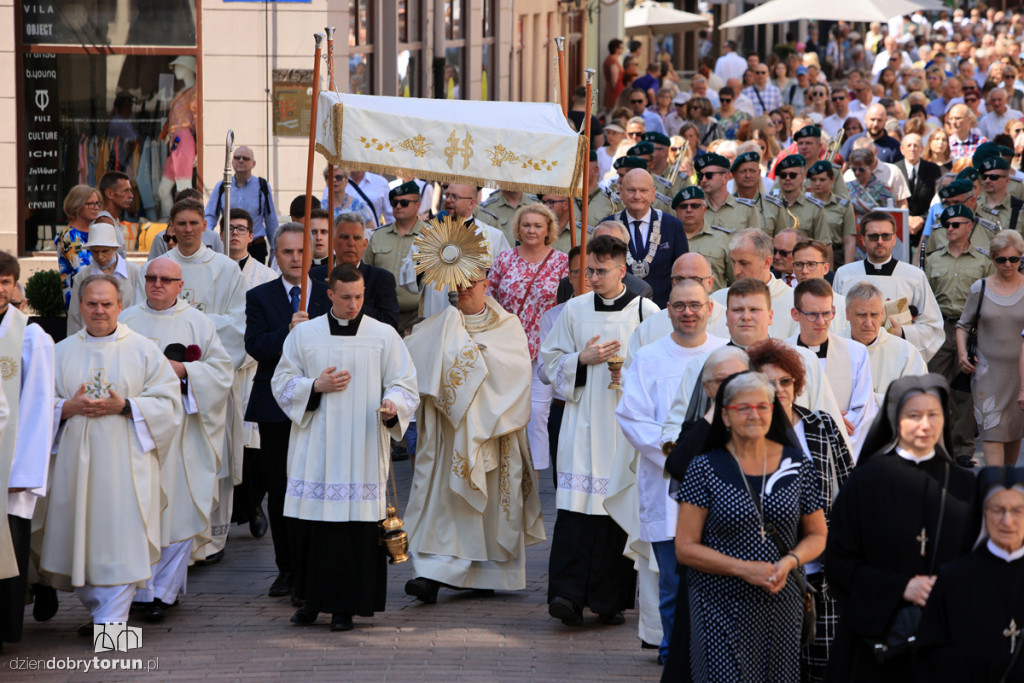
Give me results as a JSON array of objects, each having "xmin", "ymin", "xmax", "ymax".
[
  {"xmin": 444, "ymin": 130, "xmax": 474, "ymax": 170},
  {"xmin": 916, "ymin": 527, "xmax": 928, "ymax": 557},
  {"xmin": 1005, "ymin": 618, "xmax": 1020, "ymax": 654},
  {"xmin": 84, "ymin": 369, "xmax": 113, "ymax": 400}
]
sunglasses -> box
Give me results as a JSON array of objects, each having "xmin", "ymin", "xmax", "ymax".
[
  {"xmin": 982, "ymin": 173, "xmax": 1008, "ymax": 181},
  {"xmin": 945, "ymin": 220, "xmax": 972, "ymax": 229},
  {"xmin": 778, "ymin": 171, "xmax": 801, "ymax": 180},
  {"xmin": 630, "ymin": 99, "xmax": 646, "ymax": 104},
  {"xmin": 831, "ymin": 95, "xmax": 847, "ymax": 101},
  {"xmin": 865, "ymin": 233, "xmax": 895, "ymax": 242},
  {"xmin": 627, "ymin": 132, "xmax": 644, "ymax": 138},
  {"xmin": 995, "ymin": 256, "xmax": 1022, "ymax": 264},
  {"xmin": 144, "ymin": 275, "xmax": 182, "ymax": 284},
  {"xmin": 720, "ymin": 98, "xmax": 733, "ymax": 104},
  {"xmin": 773, "ymin": 248, "xmax": 794, "ymax": 257},
  {"xmin": 233, "ymin": 155, "xmax": 252, "ymax": 162},
  {"xmin": 390, "ymin": 198, "xmax": 416, "ymax": 207},
  {"xmin": 163, "ymin": 234, "xmax": 178, "ymax": 244},
  {"xmin": 696, "ymin": 170, "xmax": 726, "ymax": 180}
]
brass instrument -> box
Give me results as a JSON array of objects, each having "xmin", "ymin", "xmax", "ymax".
[
  {"xmin": 825, "ymin": 128, "xmax": 844, "ymax": 164},
  {"xmin": 668, "ymin": 140, "xmax": 689, "ymax": 186},
  {"xmin": 786, "ymin": 202, "xmax": 801, "ymax": 232},
  {"xmin": 221, "ymin": 130, "xmax": 234, "ymax": 238}
]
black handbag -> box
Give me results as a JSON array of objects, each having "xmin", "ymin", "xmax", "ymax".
[
  {"xmin": 767, "ymin": 523, "xmax": 818, "ymax": 648},
  {"xmin": 868, "ymin": 462, "xmax": 949, "ymax": 664},
  {"xmin": 952, "ymin": 280, "xmax": 985, "ymax": 392}
]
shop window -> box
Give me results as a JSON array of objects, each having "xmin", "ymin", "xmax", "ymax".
[{"xmin": 22, "ymin": 0, "xmax": 196, "ymax": 47}]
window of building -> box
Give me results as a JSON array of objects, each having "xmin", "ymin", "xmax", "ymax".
[
  {"xmin": 348, "ymin": 0, "xmax": 374, "ymax": 95},
  {"xmin": 398, "ymin": 0, "xmax": 423, "ymax": 97}
]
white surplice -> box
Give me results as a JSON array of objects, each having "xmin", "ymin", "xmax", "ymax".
[
  {"xmin": 708, "ymin": 275, "xmax": 799, "ymax": 340},
  {"xmin": 832, "ymin": 259, "xmax": 944, "ymax": 362},
  {"xmin": 272, "ymin": 313, "xmax": 418, "ymax": 523},
  {"xmin": 843, "ymin": 327, "xmax": 928, "ymax": 406},
  {"xmin": 41, "ymin": 326, "xmax": 182, "ymax": 591}
]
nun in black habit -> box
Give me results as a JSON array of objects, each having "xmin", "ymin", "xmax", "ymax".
[
  {"xmin": 824, "ymin": 374, "xmax": 975, "ymax": 683},
  {"xmin": 914, "ymin": 467, "xmax": 1024, "ymax": 682}
]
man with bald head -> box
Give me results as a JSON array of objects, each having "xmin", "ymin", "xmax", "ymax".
[
  {"xmin": 627, "ymin": 252, "xmax": 721, "ymax": 353},
  {"xmin": 204, "ymin": 145, "xmax": 279, "ymax": 264},
  {"xmin": 839, "ymin": 103, "xmax": 903, "ymax": 163},
  {"xmin": 980, "ymin": 87, "xmax": 1023, "ymax": 139},
  {"xmin": 947, "ymin": 103, "xmax": 988, "ymax": 160},
  {"xmin": 120, "ymin": 258, "xmax": 233, "ymax": 620},
  {"xmin": 601, "ymin": 168, "xmax": 688, "ymax": 307}
]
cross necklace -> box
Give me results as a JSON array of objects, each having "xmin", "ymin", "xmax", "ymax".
[
  {"xmin": 1005, "ymin": 618, "xmax": 1021, "ymax": 655},
  {"xmin": 916, "ymin": 527, "xmax": 928, "ymax": 557},
  {"xmin": 731, "ymin": 446, "xmax": 770, "ymax": 543}
]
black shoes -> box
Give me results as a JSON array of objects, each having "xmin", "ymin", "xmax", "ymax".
[
  {"xmin": 142, "ymin": 599, "xmax": 168, "ymax": 622},
  {"xmin": 195, "ymin": 549, "xmax": 224, "ymax": 566},
  {"xmin": 32, "ymin": 584, "xmax": 58, "ymax": 622},
  {"xmin": 249, "ymin": 506, "xmax": 268, "ymax": 538},
  {"xmin": 641, "ymin": 641, "xmax": 659, "ymax": 650},
  {"xmin": 330, "ymin": 613, "xmax": 354, "ymax": 632},
  {"xmin": 268, "ymin": 572, "xmax": 292, "ymax": 597},
  {"xmin": 405, "ymin": 577, "xmax": 440, "ymax": 604},
  {"xmin": 548, "ymin": 597, "xmax": 584, "ymax": 626},
  {"xmin": 598, "ymin": 612, "xmax": 625, "ymax": 626},
  {"xmin": 290, "ymin": 607, "xmax": 318, "ymax": 625}
]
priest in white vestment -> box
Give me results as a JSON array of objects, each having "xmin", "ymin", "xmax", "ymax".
[
  {"xmin": 708, "ymin": 229, "xmax": 799, "ymax": 340},
  {"xmin": 142, "ymin": 198, "xmax": 247, "ymax": 562},
  {"xmin": 0, "ymin": 252, "xmax": 55, "ymax": 647},
  {"xmin": 831, "ymin": 210, "xmax": 944, "ymax": 362},
  {"xmin": 67, "ymin": 223, "xmax": 141, "ymax": 335},
  {"xmin": 615, "ymin": 279, "xmax": 726, "ymax": 660},
  {"xmin": 843, "ymin": 281, "xmax": 929, "ymax": 405},
  {"xmin": 120, "ymin": 258, "xmax": 234, "ymax": 619},
  {"xmin": 786, "ymin": 278, "xmax": 877, "ymax": 459},
  {"xmin": 541, "ymin": 235, "xmax": 660, "ymax": 626},
  {"xmin": 404, "ymin": 288, "xmax": 543, "ymax": 601},
  {"xmin": 41, "ymin": 275, "xmax": 182, "ymax": 627},
  {"xmin": 272, "ymin": 264, "xmax": 417, "ymax": 631}
]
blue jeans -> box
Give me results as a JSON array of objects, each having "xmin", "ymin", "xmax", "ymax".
[
  {"xmin": 651, "ymin": 540, "xmax": 680, "ymax": 660},
  {"xmin": 405, "ymin": 422, "xmax": 417, "ymax": 456}
]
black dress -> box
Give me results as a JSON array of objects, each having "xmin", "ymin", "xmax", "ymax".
[
  {"xmin": 915, "ymin": 543, "xmax": 1024, "ymax": 682},
  {"xmin": 823, "ymin": 452, "xmax": 975, "ymax": 682}
]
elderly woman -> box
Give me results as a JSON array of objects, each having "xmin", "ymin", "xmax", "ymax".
[
  {"xmin": 55, "ymin": 184, "xmax": 103, "ymax": 308},
  {"xmin": 487, "ymin": 203, "xmax": 568, "ymax": 471},
  {"xmin": 957, "ymin": 230, "xmax": 1024, "ymax": 466},
  {"xmin": 847, "ymin": 148, "xmax": 895, "ymax": 223},
  {"xmin": 747, "ymin": 339, "xmax": 854, "ymax": 683},
  {"xmin": 687, "ymin": 96, "xmax": 725, "ymax": 150},
  {"xmin": 915, "ymin": 467, "xmax": 1024, "ymax": 681},
  {"xmin": 674, "ymin": 371, "xmax": 827, "ymax": 681},
  {"xmin": 825, "ymin": 374, "xmax": 975, "ymax": 683},
  {"xmin": 321, "ymin": 167, "xmax": 376, "ymax": 232}
]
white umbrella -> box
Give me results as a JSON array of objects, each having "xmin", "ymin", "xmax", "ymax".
[
  {"xmin": 720, "ymin": 0, "xmax": 946, "ymax": 29},
  {"xmin": 624, "ymin": 1, "xmax": 711, "ymax": 37}
]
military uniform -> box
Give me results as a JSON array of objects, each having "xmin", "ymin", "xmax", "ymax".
[
  {"xmin": 474, "ymin": 192, "xmax": 536, "ymax": 246},
  {"xmin": 768, "ymin": 164, "xmax": 849, "ymax": 198},
  {"xmin": 807, "ymin": 192, "xmax": 856, "ymax": 265},
  {"xmin": 1010, "ymin": 175, "xmax": 1024, "ymax": 201},
  {"xmin": 553, "ymin": 223, "xmax": 585, "ymax": 254},
  {"xmin": 763, "ymin": 190, "xmax": 830, "ymax": 242},
  {"xmin": 704, "ymin": 193, "xmax": 762, "ymax": 234},
  {"xmin": 734, "ymin": 193, "xmax": 769, "ymax": 231},
  {"xmin": 687, "ymin": 221, "xmax": 734, "ymax": 290},
  {"xmin": 365, "ymin": 219, "xmax": 425, "ymax": 330},
  {"xmin": 576, "ymin": 187, "xmax": 616, "ymax": 229},
  {"xmin": 977, "ymin": 192, "xmax": 1019, "ymax": 233},
  {"xmin": 925, "ymin": 218, "xmax": 998, "ymax": 257}
]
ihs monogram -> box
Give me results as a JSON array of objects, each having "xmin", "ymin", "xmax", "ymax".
[{"xmin": 84, "ymin": 369, "xmax": 113, "ymax": 399}]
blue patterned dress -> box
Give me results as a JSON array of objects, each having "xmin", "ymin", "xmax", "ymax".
[
  {"xmin": 676, "ymin": 446, "xmax": 821, "ymax": 682},
  {"xmin": 54, "ymin": 226, "xmax": 92, "ymax": 309}
]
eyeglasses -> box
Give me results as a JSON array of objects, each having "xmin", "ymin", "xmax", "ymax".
[
  {"xmin": 233, "ymin": 155, "xmax": 252, "ymax": 162},
  {"xmin": 83, "ymin": 201, "xmax": 102, "ymax": 208},
  {"xmin": 333, "ymin": 174, "xmax": 347, "ymax": 181},
  {"xmin": 724, "ymin": 403, "xmax": 773, "ymax": 416},
  {"xmin": 162, "ymin": 234, "xmax": 178, "ymax": 244},
  {"xmin": 671, "ymin": 275, "xmax": 713, "ymax": 286},
  {"xmin": 630, "ymin": 99, "xmax": 647, "ymax": 104},
  {"xmin": 676, "ymin": 201, "xmax": 705, "ymax": 211},
  {"xmin": 778, "ymin": 171, "xmax": 801, "ymax": 180},
  {"xmin": 865, "ymin": 232, "xmax": 895, "ymax": 242},
  {"xmin": 391, "ymin": 198, "xmax": 416, "ymax": 207},
  {"xmin": 669, "ymin": 301, "xmax": 707, "ymax": 313},
  {"xmin": 851, "ymin": 166, "xmax": 869, "ymax": 173},
  {"xmin": 768, "ymin": 376, "xmax": 794, "ymax": 388},
  {"xmin": 444, "ymin": 192, "xmax": 474, "ymax": 202},
  {"xmin": 795, "ymin": 307, "xmax": 836, "ymax": 322},
  {"xmin": 627, "ymin": 132, "xmax": 644, "ymax": 139},
  {"xmin": 670, "ymin": 146, "xmax": 681, "ymax": 152},
  {"xmin": 965, "ymin": 97, "xmax": 979, "ymax": 103},
  {"xmin": 756, "ymin": 70, "xmax": 769, "ymax": 75},
  {"xmin": 144, "ymin": 275, "xmax": 182, "ymax": 284},
  {"xmin": 793, "ymin": 260, "xmax": 827, "ymax": 269},
  {"xmin": 994, "ymin": 255, "xmax": 1022, "ymax": 264},
  {"xmin": 831, "ymin": 95, "xmax": 847, "ymax": 101},
  {"xmin": 541, "ymin": 198, "xmax": 567, "ymax": 206},
  {"xmin": 982, "ymin": 173, "xmax": 1009, "ymax": 181},
  {"xmin": 228, "ymin": 224, "xmax": 252, "ymax": 235},
  {"xmin": 696, "ymin": 170, "xmax": 726, "ymax": 180},
  {"xmin": 945, "ymin": 220, "xmax": 972, "ymax": 229},
  {"xmin": 984, "ymin": 504, "xmax": 1024, "ymax": 518},
  {"xmin": 585, "ymin": 267, "xmax": 618, "ymax": 278},
  {"xmin": 773, "ymin": 248, "xmax": 794, "ymax": 257}
]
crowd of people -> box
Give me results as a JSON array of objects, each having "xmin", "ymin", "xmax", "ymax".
[{"xmin": 4, "ymin": 7, "xmax": 1024, "ymax": 683}]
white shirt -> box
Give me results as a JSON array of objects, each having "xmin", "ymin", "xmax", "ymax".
[
  {"xmin": 624, "ymin": 208, "xmax": 653, "ymax": 248},
  {"xmin": 347, "ymin": 172, "xmax": 393, "ymax": 226},
  {"xmin": 979, "ymin": 108, "xmax": 1024, "ymax": 140},
  {"xmin": 714, "ymin": 51, "xmax": 748, "ymax": 84},
  {"xmin": 280, "ymin": 277, "xmax": 314, "ymax": 313}
]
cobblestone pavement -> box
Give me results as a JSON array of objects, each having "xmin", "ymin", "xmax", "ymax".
[{"xmin": 3, "ymin": 460, "xmax": 662, "ymax": 681}]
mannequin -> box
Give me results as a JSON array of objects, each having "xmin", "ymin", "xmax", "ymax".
[{"xmin": 158, "ymin": 56, "xmax": 197, "ymax": 217}]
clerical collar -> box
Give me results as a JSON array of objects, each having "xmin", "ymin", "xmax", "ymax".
[
  {"xmin": 727, "ymin": 339, "xmax": 747, "ymax": 350},
  {"xmin": 594, "ymin": 286, "xmax": 637, "ymax": 312},
  {"xmin": 864, "ymin": 256, "xmax": 898, "ymax": 276},
  {"xmin": 237, "ymin": 256, "xmax": 249, "ymax": 271},
  {"xmin": 987, "ymin": 538, "xmax": 1024, "ymax": 563},
  {"xmin": 797, "ymin": 336, "xmax": 829, "ymax": 358},
  {"xmin": 311, "ymin": 256, "xmax": 326, "ymax": 267},
  {"xmin": 86, "ymin": 327, "xmax": 118, "ymax": 342},
  {"xmin": 145, "ymin": 300, "xmax": 177, "ymax": 315},
  {"xmin": 175, "ymin": 244, "xmax": 208, "ymax": 262},
  {"xmin": 895, "ymin": 446, "xmax": 936, "ymax": 463},
  {"xmin": 327, "ymin": 310, "xmax": 363, "ymax": 336}
]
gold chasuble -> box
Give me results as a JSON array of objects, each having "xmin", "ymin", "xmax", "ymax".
[
  {"xmin": 404, "ymin": 298, "xmax": 545, "ymax": 590},
  {"xmin": 42, "ymin": 326, "xmax": 183, "ymax": 590}
]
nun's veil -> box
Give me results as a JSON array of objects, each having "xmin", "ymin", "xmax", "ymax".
[
  {"xmin": 964, "ymin": 466, "xmax": 1024, "ymax": 553},
  {"xmin": 858, "ymin": 373, "xmax": 955, "ymax": 465}
]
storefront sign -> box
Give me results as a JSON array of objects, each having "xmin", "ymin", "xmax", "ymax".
[{"xmin": 23, "ymin": 53, "xmax": 60, "ymax": 231}]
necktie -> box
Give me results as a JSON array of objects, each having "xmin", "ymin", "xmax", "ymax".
[
  {"xmin": 289, "ymin": 285, "xmax": 300, "ymax": 314},
  {"xmin": 908, "ymin": 166, "xmax": 916, "ymax": 192},
  {"xmin": 633, "ymin": 220, "xmax": 645, "ymax": 254}
]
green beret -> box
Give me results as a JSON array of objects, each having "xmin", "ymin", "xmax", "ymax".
[
  {"xmin": 642, "ymin": 132, "xmax": 672, "ymax": 147},
  {"xmin": 938, "ymin": 179, "xmax": 973, "ymax": 199},
  {"xmin": 940, "ymin": 203, "xmax": 975, "ymax": 226},
  {"xmin": 972, "ymin": 141, "xmax": 1014, "ymax": 166},
  {"xmin": 793, "ymin": 125, "xmax": 822, "ymax": 140},
  {"xmin": 671, "ymin": 186, "xmax": 706, "ymax": 209},
  {"xmin": 956, "ymin": 167, "xmax": 980, "ymax": 183},
  {"xmin": 388, "ymin": 181, "xmax": 421, "ymax": 200},
  {"xmin": 614, "ymin": 155, "xmax": 648, "ymax": 171},
  {"xmin": 807, "ymin": 160, "xmax": 833, "ymax": 177},
  {"xmin": 776, "ymin": 154, "xmax": 807, "ymax": 171},
  {"xmin": 627, "ymin": 141, "xmax": 655, "ymax": 157},
  {"xmin": 694, "ymin": 152, "xmax": 730, "ymax": 172},
  {"xmin": 731, "ymin": 151, "xmax": 761, "ymax": 172},
  {"xmin": 979, "ymin": 156, "xmax": 1010, "ymax": 172}
]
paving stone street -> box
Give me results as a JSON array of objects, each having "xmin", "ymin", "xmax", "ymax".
[{"xmin": 3, "ymin": 461, "xmax": 662, "ymax": 681}]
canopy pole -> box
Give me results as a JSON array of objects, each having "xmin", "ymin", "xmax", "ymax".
[
  {"xmin": 555, "ymin": 36, "xmax": 576, "ymax": 248},
  {"xmin": 325, "ymin": 26, "xmax": 336, "ymax": 275},
  {"xmin": 300, "ymin": 33, "xmax": 324, "ymax": 311},
  {"xmin": 579, "ymin": 68, "xmax": 594, "ymax": 297}
]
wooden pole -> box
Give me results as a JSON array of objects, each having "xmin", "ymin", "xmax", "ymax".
[
  {"xmin": 579, "ymin": 69, "xmax": 594, "ymax": 297},
  {"xmin": 325, "ymin": 26, "xmax": 336, "ymax": 274},
  {"xmin": 300, "ymin": 33, "xmax": 324, "ymax": 310},
  {"xmin": 555, "ymin": 36, "xmax": 576, "ymax": 249}
]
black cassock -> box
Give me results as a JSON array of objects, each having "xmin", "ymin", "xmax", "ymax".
[
  {"xmin": 823, "ymin": 452, "xmax": 974, "ymax": 683},
  {"xmin": 915, "ymin": 544, "xmax": 1024, "ymax": 682}
]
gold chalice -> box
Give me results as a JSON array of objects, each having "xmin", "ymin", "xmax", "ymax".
[{"xmin": 607, "ymin": 355, "xmax": 625, "ymax": 390}]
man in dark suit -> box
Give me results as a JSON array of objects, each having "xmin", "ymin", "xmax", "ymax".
[
  {"xmin": 244, "ymin": 223, "xmax": 331, "ymax": 601},
  {"xmin": 895, "ymin": 133, "xmax": 941, "ymax": 248},
  {"xmin": 309, "ymin": 212, "xmax": 399, "ymax": 329},
  {"xmin": 601, "ymin": 168, "xmax": 688, "ymax": 307}
]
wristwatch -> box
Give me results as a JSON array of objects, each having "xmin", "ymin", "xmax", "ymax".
[{"xmin": 119, "ymin": 401, "xmax": 132, "ymax": 417}]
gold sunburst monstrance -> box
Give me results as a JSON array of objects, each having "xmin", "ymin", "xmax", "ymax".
[{"xmin": 412, "ymin": 216, "xmax": 491, "ymax": 291}]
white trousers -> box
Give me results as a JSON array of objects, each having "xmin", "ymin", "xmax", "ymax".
[
  {"xmin": 135, "ymin": 540, "xmax": 190, "ymax": 604},
  {"xmin": 528, "ymin": 359, "xmax": 553, "ymax": 470},
  {"xmin": 637, "ymin": 555, "xmax": 663, "ymax": 646},
  {"xmin": 75, "ymin": 583, "xmax": 135, "ymax": 624}
]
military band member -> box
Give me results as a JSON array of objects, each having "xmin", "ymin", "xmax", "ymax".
[
  {"xmin": 764, "ymin": 155, "xmax": 831, "ymax": 252},
  {"xmin": 643, "ymin": 132, "xmax": 689, "ymax": 199},
  {"xmin": 626, "ymin": 141, "xmax": 673, "ymax": 214},
  {"xmin": 475, "ymin": 189, "xmax": 535, "ymax": 246},
  {"xmin": 575, "ymin": 151, "xmax": 616, "ymax": 231},
  {"xmin": 806, "ymin": 160, "xmax": 857, "ymax": 266},
  {"xmin": 672, "ymin": 186, "xmax": 733, "ymax": 291},
  {"xmin": 771, "ymin": 125, "xmax": 849, "ymax": 198},
  {"xmin": 694, "ymin": 152, "xmax": 762, "ymax": 237},
  {"xmin": 366, "ymin": 181, "xmax": 428, "ymax": 333},
  {"xmin": 977, "ymin": 156, "xmax": 1024, "ymax": 235},
  {"xmin": 730, "ymin": 151, "xmax": 769, "ymax": 230}
]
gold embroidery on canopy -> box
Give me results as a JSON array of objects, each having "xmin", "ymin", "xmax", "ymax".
[
  {"xmin": 399, "ymin": 135, "xmax": 432, "ymax": 158},
  {"xmin": 444, "ymin": 130, "xmax": 475, "ymax": 170}
]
